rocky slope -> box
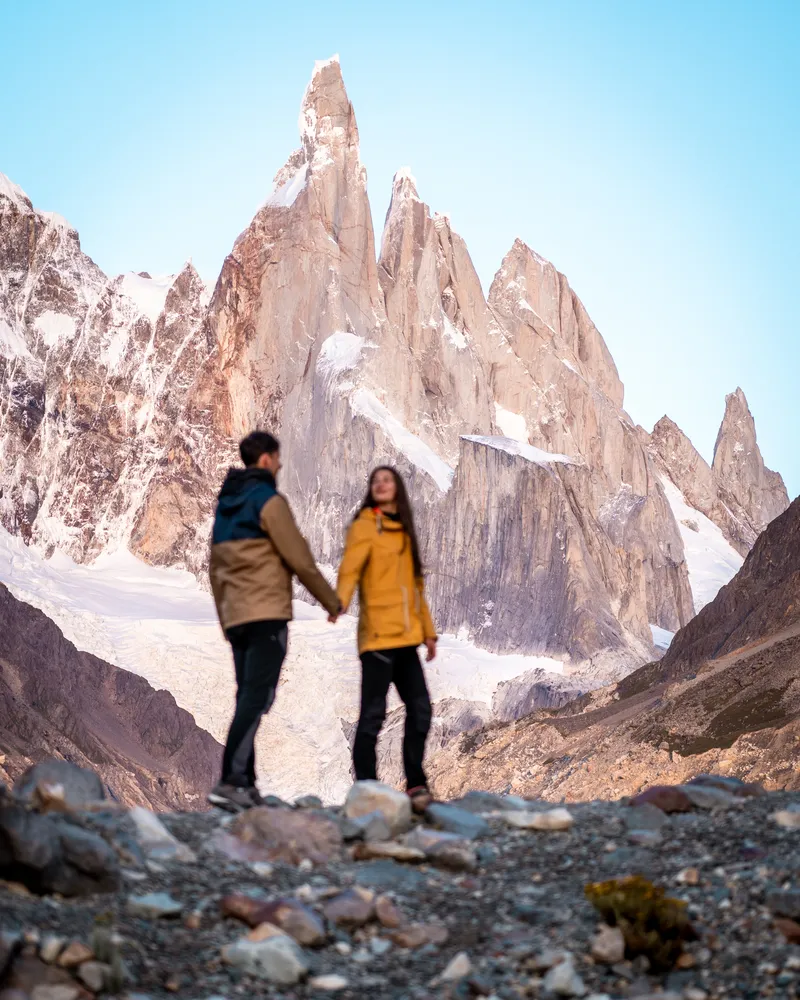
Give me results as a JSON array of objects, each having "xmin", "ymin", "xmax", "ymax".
[
  {"xmin": 3, "ymin": 767, "xmax": 800, "ymax": 999},
  {"xmin": 425, "ymin": 497, "xmax": 800, "ymax": 801},
  {"xmin": 0, "ymin": 57, "xmax": 789, "ymax": 681},
  {"xmin": 0, "ymin": 582, "xmax": 220, "ymax": 810}
]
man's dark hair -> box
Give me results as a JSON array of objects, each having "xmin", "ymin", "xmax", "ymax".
[{"xmin": 239, "ymin": 431, "xmax": 280, "ymax": 467}]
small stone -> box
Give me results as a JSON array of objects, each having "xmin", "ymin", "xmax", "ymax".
[
  {"xmin": 392, "ymin": 923, "xmax": 449, "ymax": 949},
  {"xmin": 78, "ymin": 960, "xmax": 110, "ymax": 992},
  {"xmin": 683, "ymin": 989, "xmax": 708, "ymax": 1000},
  {"xmin": 322, "ymin": 887, "xmax": 376, "ymax": 927},
  {"xmin": 774, "ymin": 810, "xmax": 800, "ymax": 829},
  {"xmin": 437, "ymin": 951, "xmax": 472, "ymax": 982},
  {"xmin": 334, "ymin": 941, "xmax": 352, "ymax": 955},
  {"xmin": 455, "ymin": 791, "xmax": 528, "ymax": 813},
  {"xmin": 370, "ymin": 937, "xmax": 391, "ymax": 955},
  {"xmin": 530, "ymin": 950, "xmax": 572, "ymax": 972},
  {"xmin": 164, "ymin": 974, "xmax": 181, "ymax": 992},
  {"xmin": 687, "ymin": 774, "xmax": 763, "ymax": 797},
  {"xmin": 629, "ymin": 786, "xmax": 693, "ymax": 813},
  {"xmin": 30, "ymin": 988, "xmax": 81, "ymax": 1000},
  {"xmin": 542, "ymin": 960, "xmax": 587, "ymax": 997},
  {"xmin": 57, "ymin": 941, "xmax": 94, "ymax": 968},
  {"xmin": 503, "ymin": 808, "xmax": 574, "ymax": 831},
  {"xmin": 184, "ymin": 910, "xmax": 202, "ymax": 930},
  {"xmin": 295, "ymin": 795, "xmax": 323, "ymax": 809},
  {"xmin": 128, "ymin": 806, "xmax": 196, "ymax": 863},
  {"xmin": 627, "ymin": 830, "xmax": 662, "ymax": 848},
  {"xmin": 375, "ymin": 894, "xmax": 405, "ymax": 928},
  {"xmin": 785, "ymin": 955, "xmax": 800, "ymax": 971},
  {"xmin": 309, "ymin": 974, "xmax": 349, "ymax": 990},
  {"xmin": 128, "ymin": 892, "xmax": 182, "ymax": 919},
  {"xmin": 624, "ymin": 804, "xmax": 669, "ymax": 832},
  {"xmin": 774, "ymin": 918, "xmax": 800, "ymax": 944},
  {"xmin": 590, "ymin": 925, "xmax": 625, "ymax": 965},
  {"xmin": 767, "ymin": 889, "xmax": 800, "ymax": 918},
  {"xmin": 676, "ymin": 867, "xmax": 700, "ymax": 886},
  {"xmin": 353, "ymin": 840, "xmax": 426, "ymax": 863},
  {"xmin": 424, "ymin": 803, "xmax": 490, "ymax": 840},
  {"xmin": 39, "ymin": 936, "xmax": 66, "ymax": 964},
  {"xmin": 251, "ymin": 861, "xmax": 275, "ymax": 877},
  {"xmin": 344, "ymin": 781, "xmax": 412, "ymax": 837},
  {"xmin": 677, "ymin": 784, "xmax": 738, "ymax": 810},
  {"xmin": 222, "ymin": 932, "xmax": 309, "ymax": 984},
  {"xmin": 675, "ymin": 952, "xmax": 696, "ymax": 969}
]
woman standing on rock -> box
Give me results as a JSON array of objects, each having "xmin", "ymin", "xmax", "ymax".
[{"xmin": 335, "ymin": 466, "xmax": 437, "ymax": 812}]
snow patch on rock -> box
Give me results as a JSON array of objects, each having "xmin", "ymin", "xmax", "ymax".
[
  {"xmin": 350, "ymin": 388, "xmax": 454, "ymax": 492},
  {"xmin": 0, "ymin": 318, "xmax": 31, "ymax": 359},
  {"xmin": 493, "ymin": 402, "xmax": 529, "ymax": 444},
  {"xmin": 463, "ymin": 435, "xmax": 572, "ymax": 467},
  {"xmin": 649, "ymin": 623, "xmax": 675, "ymax": 651},
  {"xmin": 35, "ymin": 311, "xmax": 76, "ymax": 348},
  {"xmin": 659, "ymin": 475, "xmax": 743, "ymax": 612},
  {"xmin": 266, "ymin": 163, "xmax": 309, "ymax": 209},
  {"xmin": 316, "ymin": 332, "xmax": 366, "ymax": 383},
  {"xmin": 119, "ymin": 273, "xmax": 174, "ymax": 325}
]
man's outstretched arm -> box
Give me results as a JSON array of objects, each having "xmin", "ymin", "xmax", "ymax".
[{"xmin": 260, "ymin": 495, "xmax": 341, "ymax": 615}]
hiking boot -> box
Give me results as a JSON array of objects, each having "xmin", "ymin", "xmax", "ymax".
[
  {"xmin": 408, "ymin": 786, "xmax": 433, "ymax": 814},
  {"xmin": 249, "ymin": 787, "xmax": 266, "ymax": 807},
  {"xmin": 207, "ymin": 782, "xmax": 256, "ymax": 813}
]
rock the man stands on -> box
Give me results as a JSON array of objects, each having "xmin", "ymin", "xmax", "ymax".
[{"xmin": 208, "ymin": 431, "xmax": 341, "ymax": 811}]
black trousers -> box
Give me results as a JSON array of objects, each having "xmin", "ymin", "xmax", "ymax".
[
  {"xmin": 353, "ymin": 645, "xmax": 432, "ymax": 790},
  {"xmin": 221, "ymin": 619, "xmax": 288, "ymax": 787}
]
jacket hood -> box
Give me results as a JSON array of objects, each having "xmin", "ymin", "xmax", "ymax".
[
  {"xmin": 357, "ymin": 507, "xmax": 405, "ymax": 530},
  {"xmin": 217, "ymin": 467, "xmax": 277, "ymax": 511}
]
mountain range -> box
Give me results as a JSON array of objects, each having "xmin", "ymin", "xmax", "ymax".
[{"xmin": 0, "ymin": 57, "xmax": 791, "ymax": 795}]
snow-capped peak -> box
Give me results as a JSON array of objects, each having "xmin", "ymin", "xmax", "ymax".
[
  {"xmin": 313, "ymin": 54, "xmax": 340, "ymax": 76},
  {"xmin": 0, "ymin": 172, "xmax": 33, "ymax": 211}
]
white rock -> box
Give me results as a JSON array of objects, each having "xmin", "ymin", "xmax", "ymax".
[
  {"xmin": 590, "ymin": 925, "xmax": 625, "ymax": 964},
  {"xmin": 504, "ymin": 808, "xmax": 574, "ymax": 831},
  {"xmin": 542, "ymin": 960, "xmax": 587, "ymax": 997},
  {"xmin": 128, "ymin": 806, "xmax": 196, "ymax": 862},
  {"xmin": 77, "ymin": 960, "xmax": 110, "ymax": 992},
  {"xmin": 334, "ymin": 941, "xmax": 352, "ymax": 956},
  {"xmin": 370, "ymin": 937, "xmax": 392, "ymax": 955},
  {"xmin": 222, "ymin": 933, "xmax": 308, "ymax": 984},
  {"xmin": 39, "ymin": 934, "xmax": 66, "ymax": 963},
  {"xmin": 774, "ymin": 810, "xmax": 800, "ymax": 829},
  {"xmin": 344, "ymin": 781, "xmax": 412, "ymax": 836},
  {"xmin": 438, "ymin": 951, "xmax": 472, "ymax": 982},
  {"xmin": 30, "ymin": 988, "xmax": 81, "ymax": 1000},
  {"xmin": 309, "ymin": 974, "xmax": 350, "ymax": 990}
]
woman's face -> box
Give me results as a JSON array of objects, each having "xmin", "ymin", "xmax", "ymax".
[{"xmin": 371, "ymin": 469, "xmax": 397, "ymax": 505}]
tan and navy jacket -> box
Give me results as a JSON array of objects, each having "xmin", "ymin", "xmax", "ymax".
[
  {"xmin": 209, "ymin": 468, "xmax": 339, "ymax": 630},
  {"xmin": 337, "ymin": 507, "xmax": 437, "ymax": 654}
]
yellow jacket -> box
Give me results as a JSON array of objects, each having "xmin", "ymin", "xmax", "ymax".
[{"xmin": 337, "ymin": 508, "xmax": 437, "ymax": 654}]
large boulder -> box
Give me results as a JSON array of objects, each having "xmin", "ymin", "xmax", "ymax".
[
  {"xmin": 344, "ymin": 781, "xmax": 411, "ymax": 837},
  {"xmin": 13, "ymin": 760, "xmax": 106, "ymax": 811}
]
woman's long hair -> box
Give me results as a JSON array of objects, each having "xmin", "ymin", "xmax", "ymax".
[{"xmin": 357, "ymin": 466, "xmax": 423, "ymax": 577}]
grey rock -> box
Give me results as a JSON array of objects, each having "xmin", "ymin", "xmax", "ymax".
[
  {"xmin": 542, "ymin": 960, "xmax": 587, "ymax": 997},
  {"xmin": 766, "ymin": 889, "xmax": 800, "ymax": 919},
  {"xmin": 13, "ymin": 760, "xmax": 105, "ymax": 810},
  {"xmin": 677, "ymin": 784, "xmax": 738, "ymax": 811},
  {"xmin": 353, "ymin": 860, "xmax": 428, "ymax": 891},
  {"xmin": 424, "ymin": 803, "xmax": 490, "ymax": 840},
  {"xmin": 222, "ymin": 932, "xmax": 308, "ymax": 984},
  {"xmin": 127, "ymin": 892, "xmax": 183, "ymax": 918},
  {"xmin": 295, "ymin": 795, "xmax": 323, "ymax": 809},
  {"xmin": 623, "ymin": 804, "xmax": 669, "ymax": 832}
]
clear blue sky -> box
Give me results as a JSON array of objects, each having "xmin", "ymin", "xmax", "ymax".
[{"xmin": 3, "ymin": 0, "xmax": 797, "ymax": 498}]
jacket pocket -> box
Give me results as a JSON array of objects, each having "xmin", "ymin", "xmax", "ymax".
[{"xmin": 365, "ymin": 591, "xmax": 408, "ymax": 638}]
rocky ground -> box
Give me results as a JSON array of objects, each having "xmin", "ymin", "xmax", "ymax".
[{"xmin": 3, "ymin": 764, "xmax": 800, "ymax": 999}]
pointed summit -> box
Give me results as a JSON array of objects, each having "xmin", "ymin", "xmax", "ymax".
[
  {"xmin": 489, "ymin": 237, "xmax": 623, "ymax": 407},
  {"xmin": 712, "ymin": 387, "xmax": 789, "ymax": 542}
]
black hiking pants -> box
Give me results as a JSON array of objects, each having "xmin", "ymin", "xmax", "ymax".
[
  {"xmin": 353, "ymin": 645, "xmax": 432, "ymax": 790},
  {"xmin": 221, "ymin": 619, "xmax": 288, "ymax": 788}
]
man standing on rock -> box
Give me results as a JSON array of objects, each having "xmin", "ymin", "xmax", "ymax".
[{"xmin": 208, "ymin": 431, "xmax": 341, "ymax": 811}]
